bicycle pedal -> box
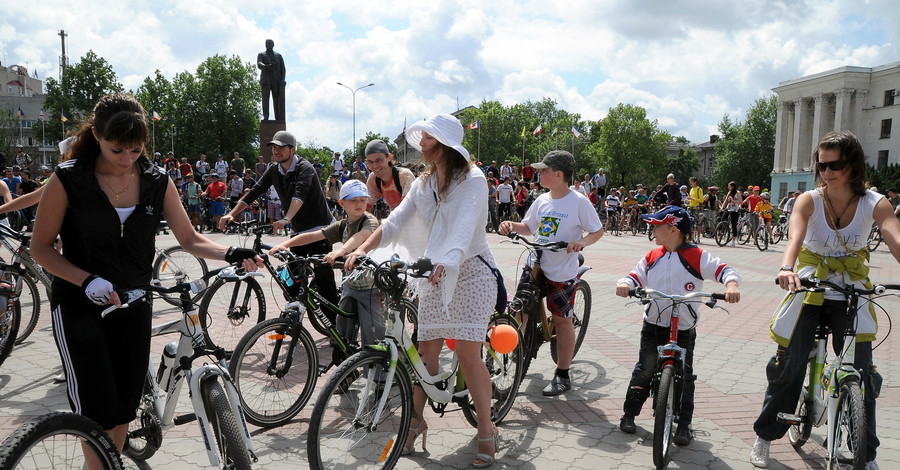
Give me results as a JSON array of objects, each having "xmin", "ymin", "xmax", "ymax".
[
  {"xmin": 173, "ymin": 413, "xmax": 197, "ymax": 425},
  {"xmin": 775, "ymin": 412, "xmax": 802, "ymax": 425}
]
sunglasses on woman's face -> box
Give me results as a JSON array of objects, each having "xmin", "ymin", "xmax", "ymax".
[{"xmin": 816, "ymin": 160, "xmax": 847, "ymax": 172}]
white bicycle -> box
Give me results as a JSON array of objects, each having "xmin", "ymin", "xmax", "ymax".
[{"xmin": 103, "ymin": 264, "xmax": 263, "ymax": 469}]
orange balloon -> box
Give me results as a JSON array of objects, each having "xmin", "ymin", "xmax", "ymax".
[
  {"xmin": 490, "ymin": 324, "xmax": 518, "ymax": 354},
  {"xmin": 445, "ymin": 338, "xmax": 456, "ymax": 351}
]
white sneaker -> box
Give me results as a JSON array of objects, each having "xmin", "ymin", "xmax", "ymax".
[
  {"xmin": 750, "ymin": 437, "xmax": 770, "ymax": 468},
  {"xmin": 730, "ymin": 238, "xmax": 736, "ymax": 247},
  {"xmin": 866, "ymin": 461, "xmax": 879, "ymax": 470}
]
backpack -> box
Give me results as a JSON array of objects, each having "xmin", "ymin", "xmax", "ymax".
[{"xmin": 376, "ymin": 166, "xmax": 403, "ymax": 194}]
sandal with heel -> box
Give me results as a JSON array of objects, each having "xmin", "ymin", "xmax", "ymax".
[
  {"xmin": 401, "ymin": 420, "xmax": 428, "ymax": 455},
  {"xmin": 472, "ymin": 426, "xmax": 499, "ymax": 468}
]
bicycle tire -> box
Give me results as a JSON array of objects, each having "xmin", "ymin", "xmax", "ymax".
[
  {"xmin": 653, "ymin": 365, "xmax": 676, "ymax": 470},
  {"xmin": 229, "ymin": 317, "xmax": 318, "ymax": 428},
  {"xmin": 307, "ymin": 349, "xmax": 413, "ymax": 470},
  {"xmin": 787, "ymin": 387, "xmax": 813, "ymax": 449},
  {"xmin": 702, "ymin": 218, "xmax": 716, "ymax": 238},
  {"xmin": 648, "ymin": 225, "xmax": 656, "ymax": 241},
  {"xmin": 462, "ymin": 314, "xmax": 524, "ymax": 428},
  {"xmin": 551, "ymin": 280, "xmax": 591, "ymax": 364},
  {"xmin": 831, "ymin": 380, "xmax": 866, "ymax": 470},
  {"xmin": 715, "ymin": 221, "xmax": 730, "ymax": 247},
  {"xmin": 738, "ymin": 222, "xmax": 752, "ymax": 245},
  {"xmin": 518, "ymin": 306, "xmax": 542, "ymax": 380},
  {"xmin": 199, "ymin": 277, "xmax": 266, "ymax": 357},
  {"xmin": 0, "ymin": 412, "xmax": 124, "ymax": 470},
  {"xmin": 0, "ymin": 292, "xmax": 19, "ymax": 369},
  {"xmin": 755, "ymin": 226, "xmax": 768, "ymax": 251},
  {"xmin": 866, "ymin": 226, "xmax": 881, "ymax": 252},
  {"xmin": 123, "ymin": 372, "xmax": 163, "ymax": 461},
  {"xmin": 772, "ymin": 223, "xmax": 784, "ymax": 244},
  {"xmin": 13, "ymin": 273, "xmax": 39, "ymax": 345},
  {"xmin": 152, "ymin": 246, "xmax": 209, "ymax": 307},
  {"xmin": 200, "ymin": 377, "xmax": 253, "ymax": 470}
]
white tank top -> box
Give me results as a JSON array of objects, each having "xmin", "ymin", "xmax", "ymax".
[{"xmin": 115, "ymin": 206, "xmax": 137, "ymax": 224}]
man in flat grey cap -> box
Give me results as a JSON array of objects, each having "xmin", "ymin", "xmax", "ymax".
[{"xmin": 219, "ymin": 130, "xmax": 338, "ymax": 307}]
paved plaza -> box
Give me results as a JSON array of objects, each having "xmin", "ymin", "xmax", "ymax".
[{"xmin": 1, "ymin": 229, "xmax": 898, "ymax": 469}]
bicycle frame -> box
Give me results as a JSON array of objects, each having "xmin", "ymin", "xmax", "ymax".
[
  {"xmin": 0, "ymin": 225, "xmax": 52, "ymax": 293},
  {"xmin": 106, "ymin": 271, "xmax": 257, "ymax": 467}
]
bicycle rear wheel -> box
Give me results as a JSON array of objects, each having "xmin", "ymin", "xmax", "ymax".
[
  {"xmin": 738, "ymin": 222, "xmax": 752, "ymax": 245},
  {"xmin": 462, "ymin": 314, "xmax": 524, "ymax": 427},
  {"xmin": 551, "ymin": 280, "xmax": 591, "ymax": 364},
  {"xmin": 715, "ymin": 221, "xmax": 731, "ymax": 247},
  {"xmin": 866, "ymin": 226, "xmax": 881, "ymax": 252},
  {"xmin": 200, "ymin": 377, "xmax": 252, "ymax": 469},
  {"xmin": 199, "ymin": 277, "xmax": 266, "ymax": 357},
  {"xmin": 123, "ymin": 372, "xmax": 162, "ymax": 461},
  {"xmin": 653, "ymin": 365, "xmax": 676, "ymax": 470},
  {"xmin": 307, "ymin": 349, "xmax": 412, "ymax": 470},
  {"xmin": 830, "ymin": 380, "xmax": 866, "ymax": 470},
  {"xmin": 13, "ymin": 273, "xmax": 39, "ymax": 345},
  {"xmin": 755, "ymin": 226, "xmax": 768, "ymax": 251},
  {"xmin": 152, "ymin": 246, "xmax": 209, "ymax": 306},
  {"xmin": 229, "ymin": 317, "xmax": 318, "ymax": 428},
  {"xmin": 0, "ymin": 412, "xmax": 124, "ymax": 470},
  {"xmin": 0, "ymin": 291, "xmax": 18, "ymax": 369},
  {"xmin": 771, "ymin": 222, "xmax": 784, "ymax": 244}
]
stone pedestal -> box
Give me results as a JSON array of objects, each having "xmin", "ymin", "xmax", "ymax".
[{"xmin": 260, "ymin": 120, "xmax": 287, "ymax": 162}]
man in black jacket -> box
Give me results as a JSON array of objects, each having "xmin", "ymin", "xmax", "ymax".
[{"xmin": 219, "ymin": 131, "xmax": 337, "ymax": 305}]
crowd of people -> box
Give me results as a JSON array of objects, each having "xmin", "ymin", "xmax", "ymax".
[{"xmin": 3, "ymin": 90, "xmax": 900, "ymax": 470}]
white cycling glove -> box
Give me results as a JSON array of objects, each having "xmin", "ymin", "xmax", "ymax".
[{"xmin": 83, "ymin": 275, "xmax": 115, "ymax": 305}]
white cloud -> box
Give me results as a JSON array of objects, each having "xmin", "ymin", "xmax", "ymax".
[{"xmin": 2, "ymin": 0, "xmax": 898, "ymax": 152}]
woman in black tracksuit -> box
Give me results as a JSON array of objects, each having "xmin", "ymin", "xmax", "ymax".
[{"xmin": 30, "ymin": 93, "xmax": 260, "ymax": 468}]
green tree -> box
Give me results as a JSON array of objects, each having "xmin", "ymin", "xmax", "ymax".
[
  {"xmin": 354, "ymin": 131, "xmax": 398, "ymax": 161},
  {"xmin": 134, "ymin": 70, "xmax": 174, "ymax": 157},
  {"xmin": 586, "ymin": 103, "xmax": 670, "ymax": 188},
  {"xmin": 43, "ymin": 50, "xmax": 124, "ymax": 141},
  {"xmin": 711, "ymin": 95, "xmax": 777, "ymax": 189},
  {"xmin": 667, "ymin": 147, "xmax": 700, "ymax": 184}
]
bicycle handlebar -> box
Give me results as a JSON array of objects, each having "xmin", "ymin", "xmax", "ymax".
[
  {"xmin": 101, "ymin": 263, "xmax": 264, "ymax": 317},
  {"xmin": 777, "ymin": 276, "xmax": 900, "ymax": 297},
  {"xmin": 629, "ymin": 287, "xmax": 726, "ymax": 302},
  {"xmin": 506, "ymin": 231, "xmax": 568, "ymax": 251}
]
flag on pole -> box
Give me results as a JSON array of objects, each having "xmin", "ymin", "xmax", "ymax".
[
  {"xmin": 152, "ymin": 111, "xmax": 162, "ymax": 121},
  {"xmin": 520, "ymin": 126, "xmax": 526, "ymax": 137},
  {"xmin": 16, "ymin": 107, "xmax": 25, "ymax": 118},
  {"xmin": 551, "ymin": 126, "xmax": 558, "ymax": 135},
  {"xmin": 39, "ymin": 110, "xmax": 46, "ymax": 121},
  {"xmin": 532, "ymin": 124, "xmax": 542, "ymax": 136},
  {"xmin": 467, "ymin": 120, "xmax": 480, "ymax": 130},
  {"xmin": 61, "ymin": 111, "xmax": 70, "ymax": 122},
  {"xmin": 571, "ymin": 126, "xmax": 582, "ymax": 138}
]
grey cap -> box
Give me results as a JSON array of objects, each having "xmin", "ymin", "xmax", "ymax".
[
  {"xmin": 267, "ymin": 130, "xmax": 296, "ymax": 147},
  {"xmin": 531, "ymin": 150, "xmax": 575, "ymax": 178},
  {"xmin": 365, "ymin": 139, "xmax": 390, "ymax": 156}
]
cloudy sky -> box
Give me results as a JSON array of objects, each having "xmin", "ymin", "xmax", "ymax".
[{"xmin": 2, "ymin": 0, "xmax": 898, "ymax": 152}]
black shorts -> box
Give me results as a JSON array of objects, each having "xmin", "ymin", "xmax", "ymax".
[{"xmin": 51, "ymin": 299, "xmax": 152, "ymax": 429}]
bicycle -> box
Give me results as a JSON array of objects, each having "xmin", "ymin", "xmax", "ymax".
[
  {"xmin": 627, "ymin": 287, "xmax": 729, "ymax": 470},
  {"xmin": 504, "ymin": 232, "xmax": 592, "ymax": 378},
  {"xmin": 0, "ymin": 272, "xmax": 18, "ymax": 368},
  {"xmin": 152, "ymin": 244, "xmax": 210, "ymax": 307},
  {"xmin": 0, "ymin": 223, "xmax": 52, "ymax": 345},
  {"xmin": 606, "ymin": 209, "xmax": 620, "ymax": 236},
  {"xmin": 866, "ymin": 225, "xmax": 881, "ymax": 252},
  {"xmin": 777, "ymin": 277, "xmax": 900, "ymax": 470},
  {"xmin": 306, "ymin": 255, "xmax": 524, "ymax": 470},
  {"xmin": 227, "ymin": 250, "xmax": 375, "ymax": 428},
  {"xmin": 771, "ymin": 213, "xmax": 789, "ymax": 244},
  {"xmin": 107, "ymin": 264, "xmax": 260, "ymax": 468},
  {"xmin": 0, "ymin": 412, "xmax": 124, "ymax": 470}
]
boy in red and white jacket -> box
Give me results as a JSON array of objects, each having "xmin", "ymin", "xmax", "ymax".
[{"xmin": 615, "ymin": 205, "xmax": 741, "ymax": 446}]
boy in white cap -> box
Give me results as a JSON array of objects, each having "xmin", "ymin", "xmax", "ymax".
[{"xmin": 269, "ymin": 179, "xmax": 383, "ymax": 345}]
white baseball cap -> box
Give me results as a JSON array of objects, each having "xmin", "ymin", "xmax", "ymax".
[{"xmin": 339, "ymin": 179, "xmax": 370, "ymax": 200}]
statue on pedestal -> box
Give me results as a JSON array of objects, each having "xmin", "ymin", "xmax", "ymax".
[{"xmin": 258, "ymin": 39, "xmax": 286, "ymax": 121}]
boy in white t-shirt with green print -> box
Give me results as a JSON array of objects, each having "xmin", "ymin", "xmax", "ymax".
[{"xmin": 499, "ymin": 150, "xmax": 604, "ymax": 396}]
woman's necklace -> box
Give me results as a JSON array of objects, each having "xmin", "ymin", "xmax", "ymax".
[
  {"xmin": 100, "ymin": 170, "xmax": 135, "ymax": 201},
  {"xmin": 823, "ymin": 186, "xmax": 858, "ymax": 228}
]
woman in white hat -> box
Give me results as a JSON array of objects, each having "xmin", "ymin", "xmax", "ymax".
[{"xmin": 347, "ymin": 114, "xmax": 500, "ymax": 467}]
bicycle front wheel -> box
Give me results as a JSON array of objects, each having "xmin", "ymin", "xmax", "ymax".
[
  {"xmin": 307, "ymin": 349, "xmax": 413, "ymax": 470},
  {"xmin": 830, "ymin": 380, "xmax": 866, "ymax": 470},
  {"xmin": 788, "ymin": 387, "xmax": 813, "ymax": 449},
  {"xmin": 0, "ymin": 292, "xmax": 19, "ymax": 369},
  {"xmin": 866, "ymin": 226, "xmax": 881, "ymax": 252},
  {"xmin": 0, "ymin": 412, "xmax": 124, "ymax": 470},
  {"xmin": 462, "ymin": 314, "xmax": 524, "ymax": 428},
  {"xmin": 200, "ymin": 378, "xmax": 252, "ymax": 470},
  {"xmin": 715, "ymin": 221, "xmax": 731, "ymax": 247},
  {"xmin": 13, "ymin": 273, "xmax": 39, "ymax": 345},
  {"xmin": 755, "ymin": 226, "xmax": 768, "ymax": 251},
  {"xmin": 152, "ymin": 246, "xmax": 209, "ymax": 306},
  {"xmin": 229, "ymin": 317, "xmax": 318, "ymax": 428},
  {"xmin": 551, "ymin": 280, "xmax": 591, "ymax": 364},
  {"xmin": 199, "ymin": 277, "xmax": 266, "ymax": 357},
  {"xmin": 738, "ymin": 222, "xmax": 752, "ymax": 245},
  {"xmin": 653, "ymin": 365, "xmax": 676, "ymax": 470}
]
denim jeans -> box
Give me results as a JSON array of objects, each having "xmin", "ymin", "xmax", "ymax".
[
  {"xmin": 753, "ymin": 300, "xmax": 879, "ymax": 461},
  {"xmin": 623, "ymin": 322, "xmax": 697, "ymax": 425}
]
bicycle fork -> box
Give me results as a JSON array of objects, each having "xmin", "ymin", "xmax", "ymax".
[{"xmin": 187, "ymin": 364, "xmax": 257, "ymax": 467}]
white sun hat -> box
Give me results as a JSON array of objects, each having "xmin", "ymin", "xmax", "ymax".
[{"xmin": 405, "ymin": 114, "xmax": 470, "ymax": 161}]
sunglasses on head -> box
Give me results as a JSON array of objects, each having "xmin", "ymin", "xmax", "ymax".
[{"xmin": 816, "ymin": 160, "xmax": 847, "ymax": 172}]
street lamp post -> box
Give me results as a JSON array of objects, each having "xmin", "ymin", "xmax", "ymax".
[{"xmin": 336, "ymin": 82, "xmax": 375, "ymax": 157}]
